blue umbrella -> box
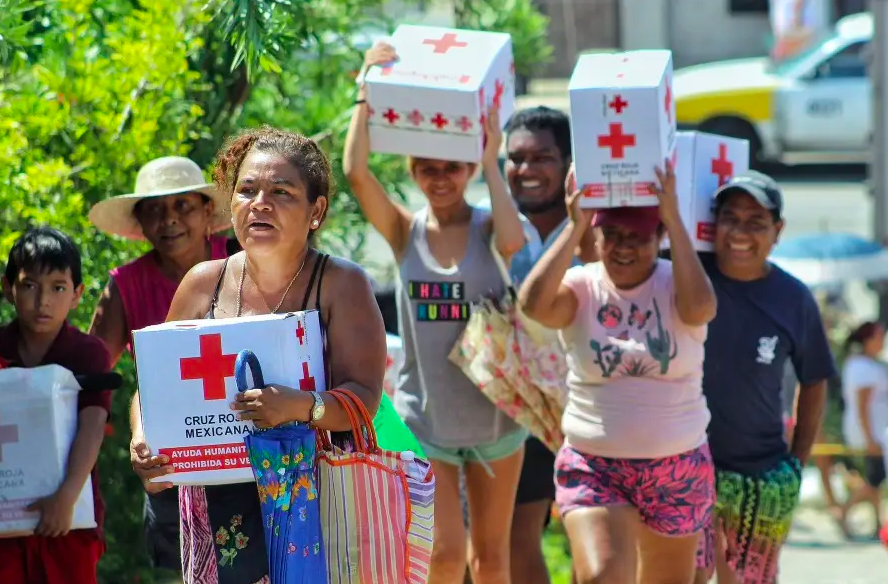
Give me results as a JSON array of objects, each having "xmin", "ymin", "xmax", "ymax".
[
  {"xmin": 770, "ymin": 233, "xmax": 888, "ymax": 286},
  {"xmin": 236, "ymin": 350, "xmax": 325, "ymax": 584}
]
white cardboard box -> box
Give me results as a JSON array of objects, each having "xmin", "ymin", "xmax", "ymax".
[
  {"xmin": 363, "ymin": 25, "xmax": 514, "ymax": 163},
  {"xmin": 568, "ymin": 50, "xmax": 676, "ymax": 208},
  {"xmin": 0, "ymin": 365, "xmax": 96, "ymax": 537},
  {"xmin": 133, "ymin": 312, "xmax": 326, "ymax": 486},
  {"xmin": 384, "ymin": 334, "xmax": 404, "ymax": 397},
  {"xmin": 664, "ymin": 131, "xmax": 750, "ymax": 252}
]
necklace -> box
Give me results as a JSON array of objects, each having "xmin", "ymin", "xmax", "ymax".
[{"xmin": 235, "ymin": 251, "xmax": 309, "ymax": 317}]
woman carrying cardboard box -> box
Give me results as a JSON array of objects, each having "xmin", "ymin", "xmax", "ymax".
[
  {"xmin": 344, "ymin": 41, "xmax": 527, "ymax": 584},
  {"xmin": 126, "ymin": 127, "xmax": 389, "ymax": 584}
]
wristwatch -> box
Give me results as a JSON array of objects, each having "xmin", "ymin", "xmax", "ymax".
[{"xmin": 309, "ymin": 391, "xmax": 326, "ymax": 423}]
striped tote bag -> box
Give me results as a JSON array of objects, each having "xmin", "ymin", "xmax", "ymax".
[{"xmin": 317, "ymin": 389, "xmax": 435, "ymax": 584}]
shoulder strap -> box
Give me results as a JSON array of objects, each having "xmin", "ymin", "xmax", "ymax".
[
  {"xmin": 208, "ymin": 258, "xmax": 230, "ymax": 318},
  {"xmin": 300, "ymin": 251, "xmax": 324, "ymax": 312},
  {"xmin": 314, "ymin": 254, "xmax": 330, "ymax": 311}
]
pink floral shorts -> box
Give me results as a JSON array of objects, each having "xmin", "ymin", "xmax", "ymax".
[{"xmin": 555, "ymin": 443, "xmax": 715, "ymax": 536}]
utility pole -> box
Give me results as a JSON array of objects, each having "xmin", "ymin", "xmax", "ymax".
[{"xmin": 870, "ymin": 0, "xmax": 888, "ymax": 319}]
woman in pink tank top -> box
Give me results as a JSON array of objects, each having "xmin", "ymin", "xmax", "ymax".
[
  {"xmin": 86, "ymin": 156, "xmax": 235, "ymax": 579},
  {"xmin": 519, "ymin": 163, "xmax": 717, "ymax": 584}
]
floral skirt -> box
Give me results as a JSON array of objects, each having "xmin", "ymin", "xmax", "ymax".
[{"xmin": 179, "ymin": 483, "xmax": 269, "ymax": 584}]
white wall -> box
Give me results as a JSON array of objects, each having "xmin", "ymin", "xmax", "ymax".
[{"xmin": 621, "ymin": 0, "xmax": 772, "ymax": 68}]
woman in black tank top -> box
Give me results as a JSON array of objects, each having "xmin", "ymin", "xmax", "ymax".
[{"xmin": 128, "ymin": 127, "xmax": 388, "ymax": 584}]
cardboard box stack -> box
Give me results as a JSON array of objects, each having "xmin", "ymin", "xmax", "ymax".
[
  {"xmin": 0, "ymin": 365, "xmax": 96, "ymax": 537},
  {"xmin": 666, "ymin": 131, "xmax": 750, "ymax": 251},
  {"xmin": 568, "ymin": 50, "xmax": 676, "ymax": 208},
  {"xmin": 362, "ymin": 24, "xmax": 515, "ymax": 163},
  {"xmin": 133, "ymin": 312, "xmax": 326, "ymax": 486}
]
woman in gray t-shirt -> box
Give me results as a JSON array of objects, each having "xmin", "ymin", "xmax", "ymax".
[{"xmin": 344, "ymin": 41, "xmax": 528, "ymax": 584}]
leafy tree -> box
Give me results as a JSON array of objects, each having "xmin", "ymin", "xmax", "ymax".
[{"xmin": 0, "ymin": 0, "xmax": 554, "ymax": 581}]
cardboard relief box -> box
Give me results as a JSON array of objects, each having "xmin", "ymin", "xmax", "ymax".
[
  {"xmin": 0, "ymin": 365, "xmax": 96, "ymax": 537},
  {"xmin": 663, "ymin": 131, "xmax": 750, "ymax": 252},
  {"xmin": 362, "ymin": 24, "xmax": 515, "ymax": 163},
  {"xmin": 568, "ymin": 50, "xmax": 676, "ymax": 208},
  {"xmin": 132, "ymin": 311, "xmax": 326, "ymax": 486}
]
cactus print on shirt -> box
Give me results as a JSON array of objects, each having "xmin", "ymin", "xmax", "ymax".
[{"xmin": 558, "ymin": 260, "xmax": 711, "ymax": 460}]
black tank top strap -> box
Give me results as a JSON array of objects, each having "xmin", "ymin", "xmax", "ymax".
[
  {"xmin": 207, "ymin": 257, "xmax": 230, "ymax": 319},
  {"xmin": 314, "ymin": 253, "xmax": 330, "ymax": 312},
  {"xmin": 300, "ymin": 251, "xmax": 325, "ymax": 312}
]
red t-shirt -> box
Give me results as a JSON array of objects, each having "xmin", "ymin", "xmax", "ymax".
[{"xmin": 0, "ymin": 320, "xmax": 113, "ymax": 536}]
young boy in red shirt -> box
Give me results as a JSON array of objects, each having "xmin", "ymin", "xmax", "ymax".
[{"xmin": 0, "ymin": 227, "xmax": 113, "ymax": 584}]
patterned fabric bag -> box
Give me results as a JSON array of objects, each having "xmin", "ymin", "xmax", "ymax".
[
  {"xmin": 317, "ymin": 389, "xmax": 435, "ymax": 584},
  {"xmin": 448, "ymin": 240, "xmax": 567, "ymax": 452}
]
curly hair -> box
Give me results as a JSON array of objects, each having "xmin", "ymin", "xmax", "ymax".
[{"xmin": 212, "ymin": 125, "xmax": 334, "ymax": 222}]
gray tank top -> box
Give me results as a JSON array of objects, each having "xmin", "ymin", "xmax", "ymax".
[{"xmin": 393, "ymin": 206, "xmax": 520, "ymax": 447}]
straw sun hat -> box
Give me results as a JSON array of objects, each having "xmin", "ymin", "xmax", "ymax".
[{"xmin": 89, "ymin": 156, "xmax": 231, "ymax": 240}]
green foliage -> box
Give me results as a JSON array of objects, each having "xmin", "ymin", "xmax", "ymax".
[
  {"xmin": 0, "ymin": 0, "xmax": 556, "ymax": 581},
  {"xmin": 452, "ymin": 0, "xmax": 553, "ymax": 77}
]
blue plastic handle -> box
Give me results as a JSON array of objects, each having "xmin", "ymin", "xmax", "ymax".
[{"xmin": 234, "ymin": 350, "xmax": 265, "ymax": 393}]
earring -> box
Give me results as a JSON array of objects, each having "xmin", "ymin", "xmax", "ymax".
[{"xmin": 311, "ymin": 220, "xmax": 319, "ymax": 227}]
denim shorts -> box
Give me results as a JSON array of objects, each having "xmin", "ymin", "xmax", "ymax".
[{"xmin": 420, "ymin": 428, "xmax": 529, "ymax": 471}]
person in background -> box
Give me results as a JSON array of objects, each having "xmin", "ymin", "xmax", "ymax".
[
  {"xmin": 520, "ymin": 161, "xmax": 717, "ymax": 584},
  {"xmin": 87, "ymin": 156, "xmax": 233, "ymax": 584},
  {"xmin": 839, "ymin": 321, "xmax": 887, "ymax": 538},
  {"xmin": 0, "ymin": 227, "xmax": 114, "ymax": 584},
  {"xmin": 694, "ymin": 171, "xmax": 837, "ymax": 584},
  {"xmin": 345, "ymin": 41, "xmax": 527, "ymax": 584},
  {"xmin": 130, "ymin": 126, "xmax": 388, "ymax": 583},
  {"xmin": 499, "ymin": 106, "xmax": 595, "ymax": 584}
]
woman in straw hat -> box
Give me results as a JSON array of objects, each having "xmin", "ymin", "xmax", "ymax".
[{"xmin": 87, "ymin": 156, "xmax": 237, "ymax": 582}]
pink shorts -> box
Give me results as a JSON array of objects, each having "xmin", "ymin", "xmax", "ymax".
[{"xmin": 555, "ymin": 443, "xmax": 715, "ymax": 536}]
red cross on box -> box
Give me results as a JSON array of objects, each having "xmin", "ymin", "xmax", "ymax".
[
  {"xmin": 423, "ymin": 33, "xmax": 467, "ymax": 54},
  {"xmin": 456, "ymin": 116, "xmax": 473, "ymax": 131},
  {"xmin": 492, "ymin": 80, "xmax": 505, "ymax": 108},
  {"xmin": 608, "ymin": 95, "xmax": 628, "ymax": 114},
  {"xmin": 431, "ymin": 113, "xmax": 449, "ymax": 129},
  {"xmin": 407, "ymin": 109, "xmax": 424, "ymax": 126},
  {"xmin": 664, "ymin": 79, "xmax": 673, "ymax": 122},
  {"xmin": 299, "ymin": 362, "xmax": 315, "ymax": 391},
  {"xmin": 711, "ymin": 143, "xmax": 733, "ymax": 186},
  {"xmin": 597, "ymin": 123, "xmax": 636, "ymax": 159},
  {"xmin": 179, "ymin": 334, "xmax": 237, "ymax": 401},
  {"xmin": 0, "ymin": 418, "xmax": 18, "ymax": 463},
  {"xmin": 383, "ymin": 108, "xmax": 400, "ymax": 125},
  {"xmin": 296, "ymin": 320, "xmax": 306, "ymax": 345}
]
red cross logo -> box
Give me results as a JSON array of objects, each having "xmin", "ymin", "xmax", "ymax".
[
  {"xmin": 664, "ymin": 79, "xmax": 673, "ymax": 122},
  {"xmin": 0, "ymin": 417, "xmax": 19, "ymax": 463},
  {"xmin": 431, "ymin": 113, "xmax": 449, "ymax": 129},
  {"xmin": 597, "ymin": 123, "xmax": 636, "ymax": 159},
  {"xmin": 459, "ymin": 75, "xmax": 471, "ymax": 84},
  {"xmin": 295, "ymin": 320, "xmax": 306, "ymax": 345},
  {"xmin": 407, "ymin": 109, "xmax": 424, "ymax": 126},
  {"xmin": 711, "ymin": 143, "xmax": 733, "ymax": 186},
  {"xmin": 299, "ymin": 362, "xmax": 316, "ymax": 391},
  {"xmin": 383, "ymin": 108, "xmax": 400, "ymax": 125},
  {"xmin": 423, "ymin": 33, "xmax": 467, "ymax": 54},
  {"xmin": 492, "ymin": 80, "xmax": 505, "ymax": 108},
  {"xmin": 478, "ymin": 88, "xmax": 486, "ymax": 127},
  {"xmin": 608, "ymin": 95, "xmax": 628, "ymax": 114},
  {"xmin": 456, "ymin": 116, "xmax": 473, "ymax": 131},
  {"xmin": 179, "ymin": 334, "xmax": 237, "ymax": 401}
]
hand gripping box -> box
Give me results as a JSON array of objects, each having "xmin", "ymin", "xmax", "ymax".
[
  {"xmin": 568, "ymin": 50, "xmax": 676, "ymax": 208},
  {"xmin": 362, "ymin": 24, "xmax": 515, "ymax": 163},
  {"xmin": 0, "ymin": 365, "xmax": 96, "ymax": 537},
  {"xmin": 132, "ymin": 312, "xmax": 326, "ymax": 486},
  {"xmin": 663, "ymin": 131, "xmax": 750, "ymax": 252}
]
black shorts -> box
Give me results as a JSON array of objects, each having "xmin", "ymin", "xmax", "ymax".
[{"xmin": 515, "ymin": 436, "xmax": 556, "ymax": 506}]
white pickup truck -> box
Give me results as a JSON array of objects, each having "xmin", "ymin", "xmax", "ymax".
[{"xmin": 674, "ymin": 12, "xmax": 871, "ymax": 165}]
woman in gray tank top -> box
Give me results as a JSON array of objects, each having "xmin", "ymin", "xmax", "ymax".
[{"xmin": 344, "ymin": 41, "xmax": 529, "ymax": 584}]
